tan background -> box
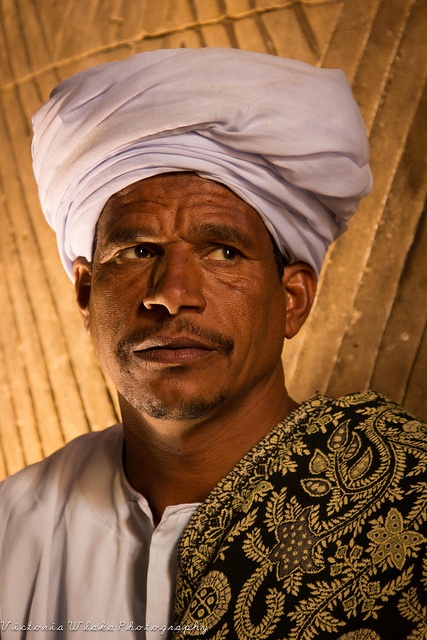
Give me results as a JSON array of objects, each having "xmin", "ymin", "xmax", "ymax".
[{"xmin": 0, "ymin": 0, "xmax": 426, "ymax": 480}]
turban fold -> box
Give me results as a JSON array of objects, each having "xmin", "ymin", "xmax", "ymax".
[{"xmin": 31, "ymin": 47, "xmax": 372, "ymax": 279}]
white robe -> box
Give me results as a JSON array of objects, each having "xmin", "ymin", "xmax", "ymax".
[{"xmin": 0, "ymin": 425, "xmax": 198, "ymax": 639}]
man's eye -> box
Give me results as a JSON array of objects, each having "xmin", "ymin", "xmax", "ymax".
[
  {"xmin": 207, "ymin": 246, "xmax": 240, "ymax": 261},
  {"xmin": 115, "ymin": 245, "xmax": 154, "ymax": 261}
]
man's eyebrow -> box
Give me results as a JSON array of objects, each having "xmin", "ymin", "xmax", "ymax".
[
  {"xmin": 191, "ymin": 222, "xmax": 256, "ymax": 251},
  {"xmin": 102, "ymin": 227, "xmax": 158, "ymax": 247},
  {"xmin": 100, "ymin": 223, "xmax": 257, "ymax": 251}
]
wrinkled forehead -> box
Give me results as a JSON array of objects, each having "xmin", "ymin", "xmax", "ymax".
[
  {"xmin": 103, "ymin": 171, "xmax": 241, "ymax": 210},
  {"xmin": 96, "ymin": 172, "xmax": 271, "ymax": 244}
]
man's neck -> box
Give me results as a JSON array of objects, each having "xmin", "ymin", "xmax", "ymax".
[{"xmin": 120, "ymin": 370, "xmax": 298, "ymax": 525}]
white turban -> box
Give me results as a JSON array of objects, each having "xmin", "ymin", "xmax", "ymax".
[{"xmin": 31, "ymin": 47, "xmax": 372, "ymax": 279}]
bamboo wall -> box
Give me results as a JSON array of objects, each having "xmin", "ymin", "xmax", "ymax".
[{"xmin": 0, "ymin": 0, "xmax": 425, "ymax": 480}]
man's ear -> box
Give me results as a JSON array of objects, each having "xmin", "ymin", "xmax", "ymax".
[
  {"xmin": 282, "ymin": 262, "xmax": 317, "ymax": 339},
  {"xmin": 73, "ymin": 257, "xmax": 92, "ymax": 333}
]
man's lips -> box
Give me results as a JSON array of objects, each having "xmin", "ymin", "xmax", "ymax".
[
  {"xmin": 116, "ymin": 320, "xmax": 235, "ymax": 366},
  {"xmin": 132, "ymin": 336, "xmax": 217, "ymax": 364}
]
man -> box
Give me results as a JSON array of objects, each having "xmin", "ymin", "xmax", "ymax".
[{"xmin": 0, "ymin": 48, "xmax": 426, "ymax": 639}]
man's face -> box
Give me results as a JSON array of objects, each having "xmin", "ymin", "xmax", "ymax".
[{"xmin": 76, "ymin": 173, "xmax": 301, "ymax": 422}]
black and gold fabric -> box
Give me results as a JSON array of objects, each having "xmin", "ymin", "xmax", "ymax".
[{"xmin": 174, "ymin": 392, "xmax": 427, "ymax": 639}]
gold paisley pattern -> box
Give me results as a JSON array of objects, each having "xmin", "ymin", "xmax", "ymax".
[
  {"xmin": 174, "ymin": 392, "xmax": 427, "ymax": 639},
  {"xmin": 367, "ymin": 508, "xmax": 426, "ymax": 570},
  {"xmin": 234, "ymin": 564, "xmax": 286, "ymax": 638},
  {"xmin": 182, "ymin": 570, "xmax": 231, "ymax": 634},
  {"xmin": 270, "ymin": 507, "xmax": 322, "ymax": 577}
]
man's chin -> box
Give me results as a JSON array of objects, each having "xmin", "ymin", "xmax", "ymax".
[{"xmin": 129, "ymin": 392, "xmax": 227, "ymax": 421}]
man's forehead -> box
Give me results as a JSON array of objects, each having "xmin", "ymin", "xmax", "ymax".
[
  {"xmin": 98, "ymin": 173, "xmax": 266, "ymax": 235},
  {"xmin": 104, "ymin": 172, "xmax": 242, "ymax": 207}
]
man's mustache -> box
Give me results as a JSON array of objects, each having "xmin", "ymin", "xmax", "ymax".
[{"xmin": 116, "ymin": 317, "xmax": 235, "ymax": 358}]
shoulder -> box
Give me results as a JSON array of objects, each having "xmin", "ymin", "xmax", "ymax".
[
  {"xmin": 0, "ymin": 425, "xmax": 123, "ymax": 520},
  {"xmin": 223, "ymin": 390, "xmax": 427, "ymax": 525},
  {"xmin": 275, "ymin": 391, "xmax": 427, "ymax": 520},
  {"xmin": 302, "ymin": 388, "xmax": 424, "ymax": 421},
  {"xmin": 241, "ymin": 391, "xmax": 427, "ymax": 485},
  {"xmin": 297, "ymin": 390, "xmax": 426, "ymax": 445},
  {"xmin": 0, "ymin": 425, "xmax": 126, "ymax": 621}
]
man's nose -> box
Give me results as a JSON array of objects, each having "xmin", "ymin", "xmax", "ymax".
[{"xmin": 142, "ymin": 251, "xmax": 206, "ymax": 315}]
